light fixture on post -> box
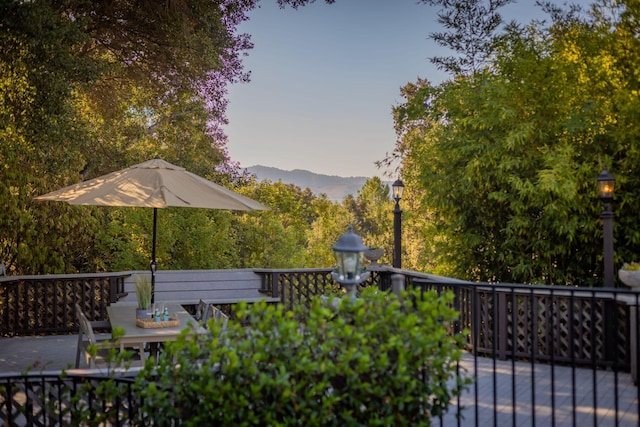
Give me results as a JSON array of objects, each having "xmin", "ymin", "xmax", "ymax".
[
  {"xmin": 332, "ymin": 225, "xmax": 370, "ymax": 299},
  {"xmin": 597, "ymin": 169, "xmax": 615, "ymax": 288},
  {"xmin": 150, "ymin": 259, "xmax": 157, "ymax": 303},
  {"xmin": 392, "ymin": 178, "xmax": 405, "ymax": 269}
]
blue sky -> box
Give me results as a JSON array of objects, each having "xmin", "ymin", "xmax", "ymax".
[{"xmin": 225, "ymin": 0, "xmax": 553, "ymax": 178}]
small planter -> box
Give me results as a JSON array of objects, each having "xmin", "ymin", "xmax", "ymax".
[
  {"xmin": 364, "ymin": 248, "xmax": 384, "ymax": 264},
  {"xmin": 619, "ymin": 268, "xmax": 640, "ymax": 289},
  {"xmin": 134, "ymin": 273, "xmax": 152, "ymax": 317}
]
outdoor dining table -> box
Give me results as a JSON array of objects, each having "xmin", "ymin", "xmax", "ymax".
[{"xmin": 106, "ymin": 303, "xmax": 206, "ymax": 364}]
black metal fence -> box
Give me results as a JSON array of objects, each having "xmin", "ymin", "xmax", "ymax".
[
  {"xmin": 416, "ymin": 280, "xmax": 640, "ymax": 426},
  {"xmin": 0, "ymin": 372, "xmax": 137, "ymax": 425}
]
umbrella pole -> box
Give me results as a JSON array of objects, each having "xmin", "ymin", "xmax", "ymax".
[{"xmin": 150, "ymin": 208, "xmax": 157, "ymax": 304}]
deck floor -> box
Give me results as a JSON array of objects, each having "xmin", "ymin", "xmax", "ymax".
[
  {"xmin": 0, "ymin": 334, "xmax": 109, "ymax": 374},
  {"xmin": 1, "ymin": 336, "xmax": 639, "ymax": 426},
  {"xmin": 439, "ymin": 354, "xmax": 639, "ymax": 426}
]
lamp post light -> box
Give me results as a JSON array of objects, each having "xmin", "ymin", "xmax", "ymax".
[
  {"xmin": 597, "ymin": 169, "xmax": 616, "ymax": 288},
  {"xmin": 392, "ymin": 178, "xmax": 405, "ymax": 269},
  {"xmin": 332, "ymin": 225, "xmax": 370, "ymax": 299}
]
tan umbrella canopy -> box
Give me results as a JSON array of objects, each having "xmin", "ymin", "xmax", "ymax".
[{"xmin": 35, "ymin": 158, "xmax": 269, "ymax": 301}]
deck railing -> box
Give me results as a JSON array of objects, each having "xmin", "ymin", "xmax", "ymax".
[
  {"xmin": 414, "ymin": 280, "xmax": 640, "ymax": 371},
  {"xmin": 3, "ymin": 268, "xmax": 639, "ymax": 372},
  {"xmin": 417, "ymin": 280, "xmax": 640, "ymax": 426},
  {"xmin": 2, "ymin": 269, "xmax": 639, "ymax": 370},
  {"xmin": 0, "ymin": 273, "xmax": 129, "ymax": 336},
  {"xmin": 1, "ymin": 269, "xmax": 639, "ymax": 425},
  {"xmin": 0, "ymin": 372, "xmax": 137, "ymax": 425}
]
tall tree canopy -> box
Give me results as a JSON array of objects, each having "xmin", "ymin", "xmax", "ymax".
[
  {"xmin": 392, "ymin": 0, "xmax": 640, "ymax": 286},
  {"xmin": 0, "ymin": 0, "xmax": 334, "ymax": 274}
]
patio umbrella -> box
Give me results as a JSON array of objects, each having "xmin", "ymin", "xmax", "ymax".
[{"xmin": 34, "ymin": 158, "xmax": 269, "ymax": 301}]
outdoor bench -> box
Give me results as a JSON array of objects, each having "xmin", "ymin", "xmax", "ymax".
[{"xmin": 116, "ymin": 269, "xmax": 280, "ymax": 306}]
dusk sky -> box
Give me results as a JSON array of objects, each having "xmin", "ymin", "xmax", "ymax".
[{"xmin": 225, "ymin": 0, "xmax": 554, "ymax": 178}]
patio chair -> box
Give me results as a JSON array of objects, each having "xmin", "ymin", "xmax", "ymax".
[
  {"xmin": 204, "ymin": 304, "xmax": 229, "ymax": 333},
  {"xmin": 194, "ymin": 299, "xmax": 209, "ymax": 323},
  {"xmin": 75, "ymin": 304, "xmax": 120, "ymax": 368},
  {"xmin": 76, "ymin": 304, "xmax": 148, "ymax": 368}
]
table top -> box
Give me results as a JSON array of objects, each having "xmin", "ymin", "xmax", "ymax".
[{"xmin": 107, "ymin": 303, "xmax": 206, "ymax": 345}]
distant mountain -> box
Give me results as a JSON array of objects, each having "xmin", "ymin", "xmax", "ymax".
[{"xmin": 246, "ymin": 165, "xmax": 369, "ymax": 201}]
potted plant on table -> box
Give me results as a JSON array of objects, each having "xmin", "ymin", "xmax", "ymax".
[
  {"xmin": 134, "ymin": 274, "xmax": 152, "ymax": 319},
  {"xmin": 619, "ymin": 262, "xmax": 640, "ymax": 289}
]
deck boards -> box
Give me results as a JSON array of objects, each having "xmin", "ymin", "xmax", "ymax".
[{"xmin": 438, "ymin": 353, "xmax": 639, "ymax": 427}]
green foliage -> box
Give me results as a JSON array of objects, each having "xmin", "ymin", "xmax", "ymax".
[
  {"xmin": 0, "ymin": 0, "xmax": 255, "ymax": 274},
  {"xmin": 345, "ymin": 177, "xmax": 394, "ymax": 265},
  {"xmin": 1, "ymin": 0, "xmax": 400, "ymax": 275},
  {"xmin": 233, "ymin": 179, "xmax": 349, "ymax": 268},
  {"xmin": 134, "ymin": 288, "xmax": 469, "ymax": 426},
  {"xmin": 0, "ymin": 1, "xmax": 108, "ymax": 274},
  {"xmin": 391, "ymin": 0, "xmax": 640, "ymax": 285},
  {"xmin": 306, "ymin": 198, "xmax": 354, "ymax": 268},
  {"xmin": 419, "ymin": 0, "xmax": 512, "ymax": 75}
]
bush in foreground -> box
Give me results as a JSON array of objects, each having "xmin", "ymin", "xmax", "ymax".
[{"xmin": 135, "ymin": 287, "xmax": 470, "ymax": 426}]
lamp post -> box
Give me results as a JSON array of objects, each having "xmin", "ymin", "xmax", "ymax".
[
  {"xmin": 332, "ymin": 225, "xmax": 370, "ymax": 299},
  {"xmin": 597, "ymin": 169, "xmax": 616, "ymax": 288},
  {"xmin": 392, "ymin": 178, "xmax": 404, "ymax": 268}
]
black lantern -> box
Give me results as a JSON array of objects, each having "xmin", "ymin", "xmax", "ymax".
[
  {"xmin": 392, "ymin": 179, "xmax": 404, "ymax": 201},
  {"xmin": 597, "ymin": 169, "xmax": 615, "ymax": 202},
  {"xmin": 332, "ymin": 225, "xmax": 370, "ymax": 297}
]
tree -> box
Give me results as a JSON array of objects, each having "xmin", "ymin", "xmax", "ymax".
[
  {"xmin": 233, "ymin": 179, "xmax": 325, "ymax": 268},
  {"xmin": 1, "ymin": 0, "xmax": 336, "ymax": 274},
  {"xmin": 418, "ymin": 0, "xmax": 515, "ymax": 75},
  {"xmin": 342, "ymin": 177, "xmax": 395, "ymax": 264},
  {"xmin": 391, "ymin": 0, "xmax": 640, "ymax": 285},
  {"xmin": 0, "ymin": 1, "xmax": 108, "ymax": 274},
  {"xmin": 306, "ymin": 198, "xmax": 353, "ymax": 267}
]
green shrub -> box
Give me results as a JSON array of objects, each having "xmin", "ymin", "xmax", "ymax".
[{"xmin": 134, "ymin": 287, "xmax": 470, "ymax": 426}]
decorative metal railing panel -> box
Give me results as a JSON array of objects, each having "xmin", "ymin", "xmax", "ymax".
[
  {"xmin": 414, "ymin": 280, "xmax": 638, "ymax": 370},
  {"xmin": 278, "ymin": 269, "xmax": 336, "ymax": 311},
  {"xmin": 256, "ymin": 268, "xmax": 397, "ymax": 311},
  {"xmin": 0, "ymin": 373, "xmax": 137, "ymax": 425},
  {"xmin": 0, "ymin": 274, "xmax": 129, "ymax": 337}
]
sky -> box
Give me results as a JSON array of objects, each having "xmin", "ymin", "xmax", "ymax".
[{"xmin": 224, "ymin": 0, "xmax": 554, "ymax": 178}]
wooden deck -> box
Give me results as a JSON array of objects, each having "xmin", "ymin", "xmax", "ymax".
[
  {"xmin": 1, "ymin": 336, "xmax": 638, "ymax": 426},
  {"xmin": 439, "ymin": 354, "xmax": 639, "ymax": 427},
  {"xmin": 0, "ymin": 334, "xmax": 100, "ymax": 374}
]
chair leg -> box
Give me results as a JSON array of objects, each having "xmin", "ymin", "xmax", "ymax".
[{"xmin": 75, "ymin": 335, "xmax": 83, "ymax": 368}]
